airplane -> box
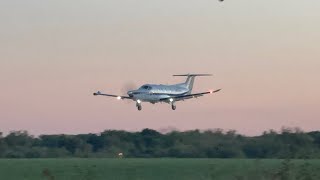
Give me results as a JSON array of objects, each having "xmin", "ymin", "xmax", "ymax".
[{"xmin": 93, "ymin": 74, "xmax": 221, "ymax": 111}]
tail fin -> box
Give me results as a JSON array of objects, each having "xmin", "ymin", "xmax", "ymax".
[{"xmin": 173, "ymin": 74, "xmax": 212, "ymax": 94}]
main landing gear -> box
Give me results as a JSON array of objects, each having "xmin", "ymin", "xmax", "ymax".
[
  {"xmin": 171, "ymin": 104, "xmax": 176, "ymax": 110},
  {"xmin": 135, "ymin": 100, "xmax": 176, "ymax": 111},
  {"xmin": 171, "ymin": 101, "xmax": 176, "ymax": 110}
]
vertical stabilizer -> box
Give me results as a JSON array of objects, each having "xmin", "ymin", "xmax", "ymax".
[
  {"xmin": 173, "ymin": 74, "xmax": 212, "ymax": 94},
  {"xmin": 184, "ymin": 75, "xmax": 196, "ymax": 93}
]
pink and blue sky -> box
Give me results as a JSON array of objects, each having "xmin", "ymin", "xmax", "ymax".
[{"xmin": 0, "ymin": 0, "xmax": 319, "ymax": 135}]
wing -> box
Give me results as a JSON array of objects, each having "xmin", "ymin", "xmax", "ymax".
[
  {"xmin": 93, "ymin": 91, "xmax": 132, "ymax": 100},
  {"xmin": 160, "ymin": 89, "xmax": 221, "ymax": 102}
]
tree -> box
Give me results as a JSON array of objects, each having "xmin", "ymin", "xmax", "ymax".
[{"xmin": 0, "ymin": 132, "xmax": 7, "ymax": 157}]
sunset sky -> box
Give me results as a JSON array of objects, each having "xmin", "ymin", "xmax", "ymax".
[{"xmin": 0, "ymin": 0, "xmax": 319, "ymax": 136}]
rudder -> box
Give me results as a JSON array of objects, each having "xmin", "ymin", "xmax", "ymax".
[{"xmin": 173, "ymin": 74, "xmax": 212, "ymax": 94}]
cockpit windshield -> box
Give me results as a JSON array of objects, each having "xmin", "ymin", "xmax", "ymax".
[{"xmin": 140, "ymin": 85, "xmax": 152, "ymax": 90}]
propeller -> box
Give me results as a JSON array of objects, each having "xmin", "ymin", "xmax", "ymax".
[
  {"xmin": 121, "ymin": 82, "xmax": 137, "ymax": 103},
  {"xmin": 121, "ymin": 82, "xmax": 137, "ymax": 94}
]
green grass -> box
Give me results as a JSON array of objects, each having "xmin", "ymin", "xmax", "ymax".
[{"xmin": 1, "ymin": 159, "xmax": 320, "ymax": 180}]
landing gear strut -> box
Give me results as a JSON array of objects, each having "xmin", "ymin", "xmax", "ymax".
[
  {"xmin": 136, "ymin": 102, "xmax": 142, "ymax": 111},
  {"xmin": 171, "ymin": 100, "xmax": 176, "ymax": 110}
]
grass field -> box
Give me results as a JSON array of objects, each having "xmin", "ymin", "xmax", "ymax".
[{"xmin": 0, "ymin": 159, "xmax": 320, "ymax": 180}]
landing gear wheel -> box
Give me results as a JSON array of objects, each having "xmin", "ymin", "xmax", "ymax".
[
  {"xmin": 171, "ymin": 104, "xmax": 176, "ymax": 110},
  {"xmin": 136, "ymin": 103, "xmax": 142, "ymax": 111}
]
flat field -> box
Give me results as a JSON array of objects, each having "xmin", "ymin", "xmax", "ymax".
[{"xmin": 0, "ymin": 159, "xmax": 320, "ymax": 180}]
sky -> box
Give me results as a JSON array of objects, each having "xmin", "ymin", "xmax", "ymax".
[{"xmin": 0, "ymin": 0, "xmax": 319, "ymax": 136}]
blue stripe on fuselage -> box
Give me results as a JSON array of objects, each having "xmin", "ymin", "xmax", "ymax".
[{"xmin": 150, "ymin": 92, "xmax": 189, "ymax": 96}]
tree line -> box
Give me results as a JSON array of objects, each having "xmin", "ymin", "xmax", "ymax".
[{"xmin": 1, "ymin": 127, "xmax": 320, "ymax": 158}]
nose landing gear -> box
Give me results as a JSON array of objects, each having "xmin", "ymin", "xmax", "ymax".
[{"xmin": 136, "ymin": 100, "xmax": 142, "ymax": 111}]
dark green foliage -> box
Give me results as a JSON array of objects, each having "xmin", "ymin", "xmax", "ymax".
[{"xmin": 1, "ymin": 128, "xmax": 320, "ymax": 158}]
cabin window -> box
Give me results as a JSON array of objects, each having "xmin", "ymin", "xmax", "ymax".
[{"xmin": 141, "ymin": 86, "xmax": 152, "ymax": 90}]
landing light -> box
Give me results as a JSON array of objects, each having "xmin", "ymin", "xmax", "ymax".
[
  {"xmin": 137, "ymin": 99, "xmax": 141, "ymax": 103},
  {"xmin": 209, "ymin": 90, "xmax": 213, "ymax": 94},
  {"xmin": 117, "ymin": 96, "xmax": 122, "ymax": 100},
  {"xmin": 169, "ymin": 98, "xmax": 174, "ymax": 102}
]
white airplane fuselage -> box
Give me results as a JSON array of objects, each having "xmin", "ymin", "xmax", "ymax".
[{"xmin": 127, "ymin": 83, "xmax": 189, "ymax": 104}]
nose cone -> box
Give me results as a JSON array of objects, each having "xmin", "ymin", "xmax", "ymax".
[{"xmin": 127, "ymin": 91, "xmax": 134, "ymax": 97}]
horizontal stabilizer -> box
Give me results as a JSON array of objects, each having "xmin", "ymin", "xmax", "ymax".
[{"xmin": 173, "ymin": 74, "xmax": 212, "ymax": 77}]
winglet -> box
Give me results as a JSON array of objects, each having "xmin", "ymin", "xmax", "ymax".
[
  {"xmin": 211, "ymin": 89, "xmax": 221, "ymax": 94},
  {"xmin": 93, "ymin": 91, "xmax": 101, "ymax": 96}
]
